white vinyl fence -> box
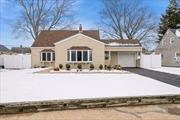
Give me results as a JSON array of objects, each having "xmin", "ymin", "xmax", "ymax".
[
  {"xmin": 140, "ymin": 53, "xmax": 161, "ymax": 68},
  {"xmin": 0, "ymin": 54, "xmax": 31, "ymax": 69}
]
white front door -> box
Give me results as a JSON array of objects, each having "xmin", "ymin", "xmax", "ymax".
[{"xmin": 118, "ymin": 52, "xmax": 136, "ymax": 67}]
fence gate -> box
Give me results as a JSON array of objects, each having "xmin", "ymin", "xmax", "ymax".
[{"xmin": 140, "ymin": 53, "xmax": 161, "ymax": 68}]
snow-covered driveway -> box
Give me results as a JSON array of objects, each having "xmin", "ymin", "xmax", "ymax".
[{"xmin": 0, "ymin": 69, "xmax": 180, "ymax": 103}]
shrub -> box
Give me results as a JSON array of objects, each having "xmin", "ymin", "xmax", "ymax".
[
  {"xmin": 59, "ymin": 64, "xmax": 63, "ymax": 69},
  {"xmin": 33, "ymin": 65, "xmax": 40, "ymax": 68},
  {"xmin": 104, "ymin": 65, "xmax": 107, "ymax": 70},
  {"xmin": 107, "ymin": 65, "xmax": 111, "ymax": 70},
  {"xmin": 41, "ymin": 65, "xmax": 46, "ymax": 68},
  {"xmin": 89, "ymin": 64, "xmax": 94, "ymax": 70},
  {"xmin": 66, "ymin": 64, "xmax": 71, "ymax": 70},
  {"xmin": 99, "ymin": 64, "xmax": 103, "ymax": 70},
  {"xmin": 114, "ymin": 65, "xmax": 122, "ymax": 70},
  {"xmin": 54, "ymin": 67, "xmax": 59, "ymax": 71},
  {"xmin": 77, "ymin": 64, "xmax": 82, "ymax": 70}
]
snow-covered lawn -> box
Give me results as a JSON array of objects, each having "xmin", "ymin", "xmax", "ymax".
[
  {"xmin": 148, "ymin": 67, "xmax": 180, "ymax": 75},
  {"xmin": 0, "ymin": 68, "xmax": 180, "ymax": 103}
]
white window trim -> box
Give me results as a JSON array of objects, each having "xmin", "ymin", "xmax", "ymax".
[
  {"xmin": 67, "ymin": 50, "xmax": 92, "ymax": 63},
  {"xmin": 40, "ymin": 52, "xmax": 55, "ymax": 62}
]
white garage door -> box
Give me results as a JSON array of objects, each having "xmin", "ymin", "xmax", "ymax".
[{"xmin": 118, "ymin": 52, "xmax": 136, "ymax": 67}]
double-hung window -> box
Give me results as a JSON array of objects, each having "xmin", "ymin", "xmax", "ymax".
[{"xmin": 67, "ymin": 50, "xmax": 92, "ymax": 62}]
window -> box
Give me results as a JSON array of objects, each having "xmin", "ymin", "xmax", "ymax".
[
  {"xmin": 67, "ymin": 50, "xmax": 92, "ymax": 62},
  {"xmin": 175, "ymin": 52, "xmax": 180, "ymax": 58},
  {"xmin": 83, "ymin": 51, "xmax": 88, "ymax": 61},
  {"xmin": 71, "ymin": 51, "xmax": 76, "ymax": 61},
  {"xmin": 105, "ymin": 51, "xmax": 109, "ymax": 60},
  {"xmin": 170, "ymin": 38, "xmax": 174, "ymax": 44},
  {"xmin": 40, "ymin": 52, "xmax": 55, "ymax": 62},
  {"xmin": 42, "ymin": 53, "xmax": 46, "ymax": 61},
  {"xmin": 77, "ymin": 51, "xmax": 82, "ymax": 61},
  {"xmin": 47, "ymin": 53, "xmax": 51, "ymax": 61}
]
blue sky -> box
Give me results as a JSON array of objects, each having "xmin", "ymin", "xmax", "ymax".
[{"xmin": 0, "ymin": 0, "xmax": 169, "ymax": 48}]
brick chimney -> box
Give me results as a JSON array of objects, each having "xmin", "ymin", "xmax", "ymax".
[{"xmin": 79, "ymin": 24, "xmax": 82, "ymax": 32}]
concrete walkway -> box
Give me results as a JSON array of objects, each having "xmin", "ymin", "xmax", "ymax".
[{"xmin": 123, "ymin": 68, "xmax": 180, "ymax": 88}]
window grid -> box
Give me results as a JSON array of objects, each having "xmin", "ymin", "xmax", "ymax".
[
  {"xmin": 67, "ymin": 50, "xmax": 92, "ymax": 63},
  {"xmin": 40, "ymin": 52, "xmax": 55, "ymax": 62}
]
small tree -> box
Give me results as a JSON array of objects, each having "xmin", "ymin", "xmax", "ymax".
[
  {"xmin": 107, "ymin": 65, "xmax": 111, "ymax": 71},
  {"xmin": 90, "ymin": 64, "xmax": 94, "ymax": 70},
  {"xmin": 59, "ymin": 64, "xmax": 63, "ymax": 69},
  {"xmin": 66, "ymin": 64, "xmax": 71, "ymax": 70},
  {"xmin": 99, "ymin": 64, "xmax": 103, "ymax": 70},
  {"xmin": 158, "ymin": 0, "xmax": 180, "ymax": 41},
  {"xmin": 77, "ymin": 64, "xmax": 82, "ymax": 70}
]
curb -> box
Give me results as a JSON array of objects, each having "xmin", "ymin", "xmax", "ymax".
[{"xmin": 0, "ymin": 94, "xmax": 180, "ymax": 114}]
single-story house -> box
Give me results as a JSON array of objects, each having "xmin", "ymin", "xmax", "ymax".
[{"xmin": 31, "ymin": 26, "xmax": 142, "ymax": 68}]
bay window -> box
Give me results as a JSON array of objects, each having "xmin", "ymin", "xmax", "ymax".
[{"xmin": 67, "ymin": 50, "xmax": 92, "ymax": 62}]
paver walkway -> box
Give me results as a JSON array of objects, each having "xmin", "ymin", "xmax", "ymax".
[{"xmin": 123, "ymin": 68, "xmax": 180, "ymax": 87}]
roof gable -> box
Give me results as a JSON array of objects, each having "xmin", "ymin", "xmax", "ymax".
[{"xmin": 54, "ymin": 33, "xmax": 105, "ymax": 45}]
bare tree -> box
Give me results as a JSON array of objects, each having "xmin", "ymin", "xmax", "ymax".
[
  {"xmin": 13, "ymin": 0, "xmax": 76, "ymax": 40},
  {"xmin": 100, "ymin": 0, "xmax": 157, "ymax": 44}
]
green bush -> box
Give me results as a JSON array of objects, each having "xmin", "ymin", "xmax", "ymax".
[
  {"xmin": 99, "ymin": 64, "xmax": 103, "ymax": 70},
  {"xmin": 66, "ymin": 64, "xmax": 71, "ymax": 70},
  {"xmin": 59, "ymin": 64, "xmax": 63, "ymax": 69},
  {"xmin": 77, "ymin": 64, "xmax": 82, "ymax": 70},
  {"xmin": 90, "ymin": 64, "xmax": 94, "ymax": 70},
  {"xmin": 107, "ymin": 65, "xmax": 111, "ymax": 70}
]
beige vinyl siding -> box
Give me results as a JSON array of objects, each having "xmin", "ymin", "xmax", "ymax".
[{"xmin": 54, "ymin": 34, "xmax": 105, "ymax": 68}]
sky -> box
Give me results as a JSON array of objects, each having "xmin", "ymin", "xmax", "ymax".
[{"xmin": 0, "ymin": 0, "xmax": 169, "ymax": 48}]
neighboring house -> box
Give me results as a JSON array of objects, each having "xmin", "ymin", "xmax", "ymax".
[
  {"xmin": 156, "ymin": 29, "xmax": 180, "ymax": 67},
  {"xmin": 0, "ymin": 44, "xmax": 10, "ymax": 54},
  {"xmin": 31, "ymin": 26, "xmax": 142, "ymax": 68},
  {"xmin": 11, "ymin": 45, "xmax": 31, "ymax": 54}
]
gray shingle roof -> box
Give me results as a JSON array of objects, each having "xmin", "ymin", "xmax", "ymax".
[{"xmin": 0, "ymin": 44, "xmax": 10, "ymax": 52}]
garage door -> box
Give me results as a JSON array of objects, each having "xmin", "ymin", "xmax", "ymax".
[{"xmin": 118, "ymin": 52, "xmax": 136, "ymax": 67}]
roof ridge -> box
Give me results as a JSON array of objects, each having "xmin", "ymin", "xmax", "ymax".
[{"xmin": 41, "ymin": 30, "xmax": 99, "ymax": 32}]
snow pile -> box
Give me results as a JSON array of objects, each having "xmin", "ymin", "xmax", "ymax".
[
  {"xmin": 0, "ymin": 69, "xmax": 180, "ymax": 103},
  {"xmin": 148, "ymin": 67, "xmax": 180, "ymax": 75}
]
